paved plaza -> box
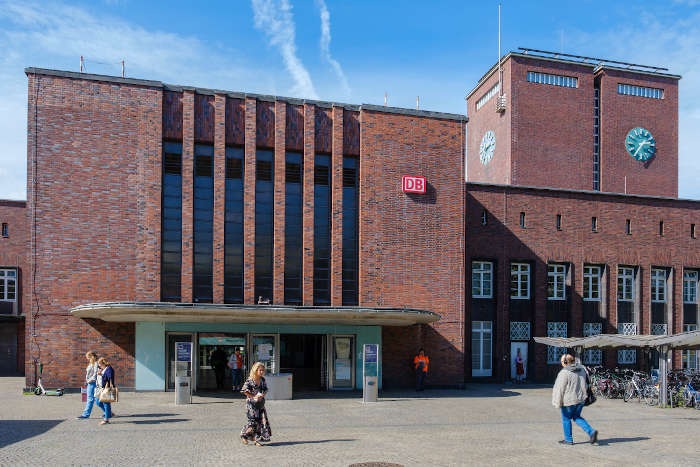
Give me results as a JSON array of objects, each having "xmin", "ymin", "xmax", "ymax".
[{"xmin": 1, "ymin": 377, "xmax": 698, "ymax": 466}]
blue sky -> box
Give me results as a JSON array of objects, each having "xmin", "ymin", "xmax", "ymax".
[{"xmin": 1, "ymin": 0, "xmax": 700, "ymax": 200}]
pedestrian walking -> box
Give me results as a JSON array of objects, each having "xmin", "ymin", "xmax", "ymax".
[
  {"xmin": 76, "ymin": 351, "xmax": 98, "ymax": 419},
  {"xmin": 240, "ymin": 362, "xmax": 271, "ymax": 446},
  {"xmin": 413, "ymin": 348, "xmax": 429, "ymax": 391},
  {"xmin": 229, "ymin": 348, "xmax": 244, "ymax": 391},
  {"xmin": 552, "ymin": 354, "xmax": 598, "ymax": 445},
  {"xmin": 95, "ymin": 357, "xmax": 115, "ymax": 425},
  {"xmin": 209, "ymin": 346, "xmax": 228, "ymax": 390}
]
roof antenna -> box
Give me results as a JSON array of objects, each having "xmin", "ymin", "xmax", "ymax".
[
  {"xmin": 384, "ymin": 92, "xmax": 387, "ymax": 106},
  {"xmin": 80, "ymin": 55, "xmax": 84, "ymax": 73},
  {"xmin": 121, "ymin": 60, "xmax": 125, "ymax": 78}
]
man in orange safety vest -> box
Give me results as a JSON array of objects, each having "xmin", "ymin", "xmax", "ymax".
[{"xmin": 413, "ymin": 348, "xmax": 429, "ymax": 391}]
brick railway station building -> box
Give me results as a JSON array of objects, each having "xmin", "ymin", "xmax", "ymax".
[{"xmin": 1, "ymin": 49, "xmax": 698, "ymax": 390}]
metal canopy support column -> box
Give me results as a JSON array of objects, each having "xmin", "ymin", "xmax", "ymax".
[{"xmin": 658, "ymin": 345, "xmax": 668, "ymax": 407}]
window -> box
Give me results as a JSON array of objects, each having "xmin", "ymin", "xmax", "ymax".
[
  {"xmin": 472, "ymin": 261, "xmax": 493, "ymax": 298},
  {"xmin": 314, "ymin": 154, "xmax": 331, "ymax": 305},
  {"xmin": 519, "ymin": 212, "xmax": 526, "ymax": 228},
  {"xmin": 583, "ymin": 322, "xmax": 602, "ymax": 365},
  {"xmin": 481, "ymin": 210, "xmax": 488, "ymax": 226},
  {"xmin": 255, "ymin": 149, "xmax": 275, "ymax": 302},
  {"xmin": 591, "ymin": 217, "xmax": 598, "ymax": 232},
  {"xmin": 617, "ymin": 266, "xmax": 634, "ymax": 302},
  {"xmin": 472, "ymin": 321, "xmax": 492, "ymax": 377},
  {"xmin": 527, "ymin": 71, "xmax": 578, "ymax": 88},
  {"xmin": 193, "ymin": 145, "xmax": 214, "ymax": 303},
  {"xmin": 617, "ymin": 83, "xmax": 663, "ymax": 99},
  {"xmin": 683, "ymin": 324, "xmax": 698, "ymax": 370},
  {"xmin": 224, "ymin": 147, "xmax": 244, "ymax": 304},
  {"xmin": 684, "ymin": 271, "xmax": 698, "ymax": 304},
  {"xmin": 342, "ymin": 156, "xmax": 359, "ymax": 305},
  {"xmin": 593, "ymin": 88, "xmax": 600, "ymax": 191},
  {"xmin": 692, "ymin": 224, "xmax": 696, "ymax": 239},
  {"xmin": 626, "ymin": 219, "xmax": 631, "ymax": 235},
  {"xmin": 1, "ymin": 223, "xmax": 7, "ymax": 237},
  {"xmin": 511, "ymin": 263, "xmax": 530, "ymax": 299},
  {"xmin": 556, "ymin": 214, "xmax": 562, "ymax": 231},
  {"xmin": 651, "ymin": 268, "xmax": 666, "ymax": 303},
  {"xmin": 547, "ymin": 322, "xmax": 568, "ymax": 364},
  {"xmin": 284, "ymin": 151, "xmax": 303, "ymax": 305},
  {"xmin": 476, "ymin": 82, "xmax": 500, "ymax": 110},
  {"xmin": 583, "ymin": 265, "xmax": 601, "ymax": 301},
  {"xmin": 659, "ymin": 221, "xmax": 664, "ymax": 236},
  {"xmin": 547, "ymin": 264, "xmax": 566, "ymax": 300},
  {"xmin": 161, "ymin": 142, "xmax": 182, "ymax": 302},
  {"xmin": 0, "ymin": 269, "xmax": 17, "ymax": 301}
]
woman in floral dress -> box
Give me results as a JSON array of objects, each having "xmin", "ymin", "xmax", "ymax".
[{"xmin": 240, "ymin": 362, "xmax": 271, "ymax": 446}]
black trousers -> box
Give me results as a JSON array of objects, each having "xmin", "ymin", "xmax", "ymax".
[
  {"xmin": 214, "ymin": 368, "xmax": 225, "ymax": 389},
  {"xmin": 416, "ymin": 371, "xmax": 426, "ymax": 391}
]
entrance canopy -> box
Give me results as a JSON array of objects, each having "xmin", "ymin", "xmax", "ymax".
[{"xmin": 70, "ymin": 302, "xmax": 440, "ymax": 327}]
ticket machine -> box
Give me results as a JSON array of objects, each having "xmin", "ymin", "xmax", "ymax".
[{"xmin": 175, "ymin": 341, "xmax": 192, "ymax": 404}]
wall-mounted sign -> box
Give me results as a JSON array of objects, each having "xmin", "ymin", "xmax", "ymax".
[{"xmin": 402, "ymin": 175, "xmax": 426, "ymax": 193}]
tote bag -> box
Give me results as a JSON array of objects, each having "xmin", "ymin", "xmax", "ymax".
[{"xmin": 98, "ymin": 382, "xmax": 119, "ymax": 403}]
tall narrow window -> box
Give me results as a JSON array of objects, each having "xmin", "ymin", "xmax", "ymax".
[
  {"xmin": 593, "ymin": 87, "xmax": 600, "ymax": 190},
  {"xmin": 659, "ymin": 221, "xmax": 664, "ymax": 236},
  {"xmin": 224, "ymin": 147, "xmax": 244, "ymax": 303},
  {"xmin": 651, "ymin": 268, "xmax": 666, "ymax": 303},
  {"xmin": 519, "ymin": 212, "xmax": 526, "ymax": 228},
  {"xmin": 684, "ymin": 271, "xmax": 698, "ymax": 304},
  {"xmin": 284, "ymin": 151, "xmax": 303, "ymax": 305},
  {"xmin": 472, "ymin": 261, "xmax": 493, "ymax": 298},
  {"xmin": 161, "ymin": 142, "xmax": 182, "ymax": 302},
  {"xmin": 1, "ymin": 223, "xmax": 7, "ymax": 237},
  {"xmin": 692, "ymin": 224, "xmax": 696, "ymax": 239},
  {"xmin": 510, "ymin": 263, "xmax": 530, "ymax": 299},
  {"xmin": 592, "ymin": 217, "xmax": 598, "ymax": 232},
  {"xmin": 583, "ymin": 266, "xmax": 601, "ymax": 301},
  {"xmin": 618, "ymin": 266, "xmax": 635, "ymax": 302},
  {"xmin": 481, "ymin": 210, "xmax": 488, "ymax": 226},
  {"xmin": 193, "ymin": 145, "xmax": 214, "ymax": 303},
  {"xmin": 556, "ymin": 214, "xmax": 562, "ymax": 231},
  {"xmin": 314, "ymin": 154, "xmax": 331, "ymax": 305},
  {"xmin": 626, "ymin": 219, "xmax": 631, "ymax": 235},
  {"xmin": 342, "ymin": 156, "xmax": 359, "ymax": 305},
  {"xmin": 255, "ymin": 149, "xmax": 274, "ymax": 302},
  {"xmin": 547, "ymin": 264, "xmax": 566, "ymax": 300}
]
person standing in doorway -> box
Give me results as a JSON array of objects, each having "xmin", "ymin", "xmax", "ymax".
[
  {"xmin": 552, "ymin": 354, "xmax": 598, "ymax": 445},
  {"xmin": 413, "ymin": 348, "xmax": 429, "ymax": 391},
  {"xmin": 209, "ymin": 346, "xmax": 228, "ymax": 390},
  {"xmin": 515, "ymin": 348, "xmax": 525, "ymax": 384},
  {"xmin": 229, "ymin": 348, "xmax": 244, "ymax": 391},
  {"xmin": 76, "ymin": 351, "xmax": 98, "ymax": 419}
]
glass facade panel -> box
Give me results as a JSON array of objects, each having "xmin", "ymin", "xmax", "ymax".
[
  {"xmin": 314, "ymin": 154, "xmax": 331, "ymax": 305},
  {"xmin": 224, "ymin": 147, "xmax": 244, "ymax": 303},
  {"xmin": 255, "ymin": 149, "xmax": 275, "ymax": 302},
  {"xmin": 193, "ymin": 145, "xmax": 214, "ymax": 303},
  {"xmin": 284, "ymin": 151, "xmax": 303, "ymax": 305},
  {"xmin": 161, "ymin": 142, "xmax": 182, "ymax": 302},
  {"xmin": 342, "ymin": 157, "xmax": 359, "ymax": 305}
]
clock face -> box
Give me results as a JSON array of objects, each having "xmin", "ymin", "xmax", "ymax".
[
  {"xmin": 479, "ymin": 130, "xmax": 496, "ymax": 165},
  {"xmin": 625, "ymin": 127, "xmax": 656, "ymax": 161}
]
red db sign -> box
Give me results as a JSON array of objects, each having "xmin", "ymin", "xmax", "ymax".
[{"xmin": 402, "ymin": 175, "xmax": 426, "ymax": 193}]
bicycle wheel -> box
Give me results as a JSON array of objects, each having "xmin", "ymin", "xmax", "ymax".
[
  {"xmin": 682, "ymin": 389, "xmax": 694, "ymax": 408},
  {"xmin": 623, "ymin": 383, "xmax": 634, "ymax": 402},
  {"xmin": 644, "ymin": 386, "xmax": 659, "ymax": 406}
]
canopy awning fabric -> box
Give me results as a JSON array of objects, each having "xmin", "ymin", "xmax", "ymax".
[
  {"xmin": 70, "ymin": 302, "xmax": 440, "ymax": 327},
  {"xmin": 534, "ymin": 331, "xmax": 700, "ymax": 350}
]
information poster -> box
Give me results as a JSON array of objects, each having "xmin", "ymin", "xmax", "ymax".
[
  {"xmin": 176, "ymin": 342, "xmax": 192, "ymax": 362},
  {"xmin": 363, "ymin": 344, "xmax": 378, "ymax": 377},
  {"xmin": 335, "ymin": 359, "xmax": 352, "ymax": 380}
]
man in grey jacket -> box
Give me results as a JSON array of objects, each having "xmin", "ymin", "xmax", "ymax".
[{"xmin": 552, "ymin": 354, "xmax": 598, "ymax": 445}]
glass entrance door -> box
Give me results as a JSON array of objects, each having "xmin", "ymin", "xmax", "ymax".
[
  {"xmin": 330, "ymin": 335, "xmax": 354, "ymax": 389},
  {"xmin": 472, "ymin": 321, "xmax": 492, "ymax": 377},
  {"xmin": 166, "ymin": 333, "xmax": 193, "ymax": 391},
  {"xmin": 251, "ymin": 334, "xmax": 278, "ymax": 374},
  {"xmin": 197, "ymin": 333, "xmax": 246, "ymax": 391}
]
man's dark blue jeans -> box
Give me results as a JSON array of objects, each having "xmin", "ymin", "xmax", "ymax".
[{"xmin": 560, "ymin": 402, "xmax": 594, "ymax": 442}]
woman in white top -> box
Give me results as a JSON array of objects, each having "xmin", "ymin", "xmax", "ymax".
[{"xmin": 76, "ymin": 351, "xmax": 98, "ymax": 419}]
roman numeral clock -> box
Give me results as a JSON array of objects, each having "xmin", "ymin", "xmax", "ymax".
[{"xmin": 625, "ymin": 127, "xmax": 656, "ymax": 161}]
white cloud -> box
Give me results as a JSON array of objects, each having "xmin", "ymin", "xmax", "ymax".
[
  {"xmin": 316, "ymin": 0, "xmax": 350, "ymax": 98},
  {"xmin": 251, "ymin": 0, "xmax": 318, "ymax": 99}
]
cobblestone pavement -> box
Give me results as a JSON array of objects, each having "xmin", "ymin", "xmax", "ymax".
[{"xmin": 1, "ymin": 377, "xmax": 699, "ymax": 466}]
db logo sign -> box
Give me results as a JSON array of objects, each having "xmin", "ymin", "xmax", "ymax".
[{"xmin": 402, "ymin": 175, "xmax": 426, "ymax": 193}]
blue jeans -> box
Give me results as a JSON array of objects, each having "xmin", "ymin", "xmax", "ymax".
[
  {"xmin": 81, "ymin": 382, "xmax": 96, "ymax": 417},
  {"xmin": 96, "ymin": 398, "xmax": 112, "ymax": 420},
  {"xmin": 232, "ymin": 369, "xmax": 243, "ymax": 388},
  {"xmin": 560, "ymin": 403, "xmax": 595, "ymax": 442}
]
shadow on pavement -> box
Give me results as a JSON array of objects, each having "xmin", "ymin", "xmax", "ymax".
[
  {"xmin": 123, "ymin": 418, "xmax": 190, "ymax": 425},
  {"xmin": 116, "ymin": 413, "xmax": 178, "ymax": 418},
  {"xmin": 596, "ymin": 436, "xmax": 650, "ymax": 446},
  {"xmin": 265, "ymin": 439, "xmax": 356, "ymax": 447},
  {"xmin": 0, "ymin": 420, "xmax": 63, "ymax": 449}
]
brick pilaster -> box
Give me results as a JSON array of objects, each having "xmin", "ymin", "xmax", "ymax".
[
  {"xmin": 302, "ymin": 104, "xmax": 315, "ymax": 305},
  {"xmin": 273, "ymin": 101, "xmax": 286, "ymax": 304},
  {"xmin": 243, "ymin": 98, "xmax": 257, "ymax": 304},
  {"xmin": 213, "ymin": 93, "xmax": 226, "ymax": 303},
  {"xmin": 331, "ymin": 105, "xmax": 343, "ymax": 305},
  {"xmin": 181, "ymin": 90, "xmax": 195, "ymax": 303}
]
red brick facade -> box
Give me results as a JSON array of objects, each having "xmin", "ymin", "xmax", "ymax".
[{"xmin": 467, "ymin": 53, "xmax": 679, "ymax": 197}]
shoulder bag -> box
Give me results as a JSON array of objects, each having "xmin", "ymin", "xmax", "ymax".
[
  {"xmin": 99, "ymin": 381, "xmax": 119, "ymax": 403},
  {"xmin": 584, "ymin": 368, "xmax": 596, "ymax": 406}
]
